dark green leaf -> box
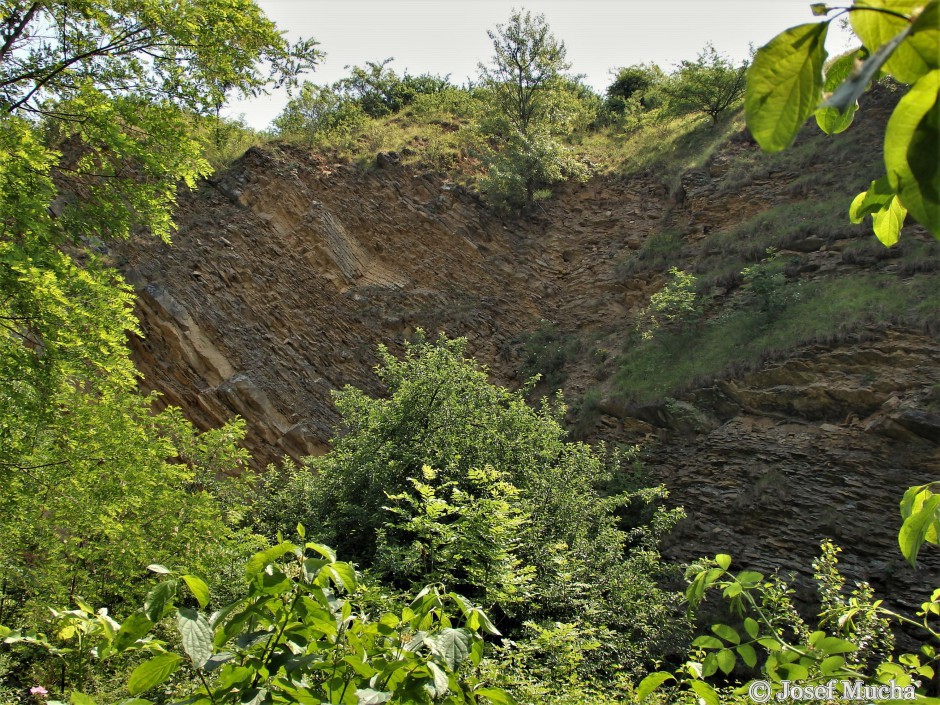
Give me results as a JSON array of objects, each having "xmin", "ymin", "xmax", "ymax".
[
  {"xmin": 427, "ymin": 661, "xmax": 449, "ymax": 698},
  {"xmin": 746, "ymin": 22, "xmax": 829, "ymax": 151},
  {"xmin": 127, "ymin": 653, "xmax": 183, "ymax": 696},
  {"xmin": 143, "ymin": 580, "xmax": 177, "ymax": 623},
  {"xmin": 114, "ymin": 613, "xmax": 154, "ymax": 651},
  {"xmin": 204, "ymin": 652, "xmax": 234, "ymax": 672},
  {"xmin": 177, "ymin": 608, "xmax": 213, "ymax": 669},
  {"xmin": 430, "ymin": 628, "xmax": 472, "ymax": 671}
]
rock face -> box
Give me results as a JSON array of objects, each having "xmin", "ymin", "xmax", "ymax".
[
  {"xmin": 648, "ymin": 331, "xmax": 940, "ymax": 611},
  {"xmin": 113, "ymin": 88, "xmax": 940, "ymax": 609},
  {"xmin": 115, "ymin": 145, "xmax": 671, "ymax": 466}
]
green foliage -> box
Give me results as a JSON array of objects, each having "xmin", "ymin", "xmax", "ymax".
[
  {"xmin": 337, "ymin": 59, "xmax": 450, "ymax": 119},
  {"xmin": 2, "ymin": 539, "xmax": 512, "ymax": 704},
  {"xmin": 644, "ymin": 525, "xmax": 940, "ymax": 704},
  {"xmin": 273, "ymin": 83, "xmax": 368, "ymax": 143},
  {"xmin": 899, "ymin": 481, "xmax": 940, "ymax": 566},
  {"xmin": 741, "ymin": 250, "xmax": 797, "ymax": 317},
  {"xmin": 746, "ymin": 0, "xmax": 939, "ymax": 242},
  {"xmin": 516, "ymin": 322, "xmax": 583, "ymax": 391},
  {"xmin": 476, "ymin": 11, "xmax": 591, "ymax": 209},
  {"xmin": 274, "ymin": 60, "xmax": 452, "ymax": 144},
  {"xmin": 636, "ymin": 268, "xmax": 701, "ymax": 340},
  {"xmin": 478, "ymin": 10, "xmax": 570, "ymax": 137},
  {"xmin": 254, "ymin": 335, "xmax": 689, "ymax": 680},
  {"xmin": 605, "ymin": 64, "xmax": 665, "ymax": 115},
  {"xmin": 480, "ymin": 129, "xmax": 588, "ymax": 211},
  {"xmin": 660, "ymin": 45, "xmax": 748, "ymax": 125},
  {"xmin": 0, "ymin": 0, "xmax": 315, "ymax": 688},
  {"xmin": 375, "ymin": 465, "xmax": 533, "ymax": 609}
]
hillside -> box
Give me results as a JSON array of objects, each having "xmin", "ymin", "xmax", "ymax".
[{"xmin": 112, "ymin": 83, "xmax": 940, "ymax": 608}]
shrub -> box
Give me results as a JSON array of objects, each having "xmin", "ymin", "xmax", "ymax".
[
  {"xmin": 636, "ymin": 267, "xmax": 702, "ymax": 340},
  {"xmin": 254, "ymin": 334, "xmax": 689, "ymax": 680}
]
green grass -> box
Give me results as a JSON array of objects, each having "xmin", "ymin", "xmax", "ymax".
[{"xmin": 612, "ymin": 271, "xmax": 940, "ymax": 407}]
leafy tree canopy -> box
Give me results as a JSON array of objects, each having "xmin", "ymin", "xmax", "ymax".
[
  {"xmin": 606, "ymin": 63, "xmax": 665, "ymax": 113},
  {"xmin": 477, "ymin": 9, "xmax": 570, "ymax": 137},
  {"xmin": 661, "ymin": 44, "xmax": 748, "ymax": 125},
  {"xmin": 0, "ymin": 0, "xmax": 317, "ymax": 628}
]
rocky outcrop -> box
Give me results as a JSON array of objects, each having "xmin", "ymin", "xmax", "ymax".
[
  {"xmin": 629, "ymin": 331, "xmax": 940, "ymax": 610},
  {"xmin": 112, "ymin": 87, "xmax": 940, "ymax": 609}
]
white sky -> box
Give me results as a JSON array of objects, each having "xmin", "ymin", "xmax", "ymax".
[{"xmin": 226, "ymin": 1, "xmax": 854, "ymax": 131}]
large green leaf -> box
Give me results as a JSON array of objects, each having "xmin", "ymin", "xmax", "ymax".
[
  {"xmin": 177, "ymin": 607, "xmax": 213, "ymax": 669},
  {"xmin": 850, "ymin": 175, "xmax": 896, "ymax": 223},
  {"xmin": 717, "ymin": 648, "xmax": 737, "ymax": 675},
  {"xmin": 127, "ymin": 653, "xmax": 183, "ymax": 696},
  {"xmin": 113, "ymin": 613, "xmax": 154, "ymax": 652},
  {"xmin": 143, "ymin": 580, "xmax": 177, "ymax": 623},
  {"xmin": 690, "ymin": 680, "xmax": 721, "ymax": 705},
  {"xmin": 885, "ymin": 69, "xmax": 940, "ymax": 236},
  {"xmin": 737, "ymin": 643, "xmax": 758, "ymax": 668},
  {"xmin": 712, "ymin": 623, "xmax": 740, "ymax": 644},
  {"xmin": 636, "ymin": 672, "xmax": 675, "ymax": 701},
  {"xmin": 474, "ymin": 687, "xmax": 518, "ymax": 705},
  {"xmin": 815, "ymin": 636, "xmax": 859, "ymax": 655},
  {"xmin": 746, "ymin": 22, "xmax": 829, "ymax": 151},
  {"xmin": 182, "ymin": 575, "xmax": 211, "ymax": 609},
  {"xmin": 245, "ymin": 542, "xmax": 297, "ymax": 580},
  {"xmin": 430, "ymin": 628, "xmax": 471, "ymax": 671},
  {"xmin": 872, "ymin": 195, "xmax": 909, "ymax": 246},
  {"xmin": 427, "ymin": 661, "xmax": 449, "ymax": 698},
  {"xmin": 851, "ymin": 0, "xmax": 939, "ymax": 83},
  {"xmin": 817, "ymin": 50, "xmax": 864, "ymax": 133}
]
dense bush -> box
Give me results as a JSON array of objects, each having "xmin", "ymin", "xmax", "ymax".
[{"xmin": 252, "ymin": 335, "xmax": 689, "ymax": 685}]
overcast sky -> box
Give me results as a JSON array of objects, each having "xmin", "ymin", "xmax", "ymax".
[{"xmin": 226, "ymin": 0, "xmax": 854, "ymax": 131}]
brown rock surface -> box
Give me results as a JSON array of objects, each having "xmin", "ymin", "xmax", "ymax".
[{"xmin": 112, "ymin": 91, "xmax": 940, "ymax": 608}]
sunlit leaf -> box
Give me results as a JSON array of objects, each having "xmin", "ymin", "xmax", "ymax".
[{"xmin": 746, "ymin": 22, "xmax": 829, "ymax": 151}]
